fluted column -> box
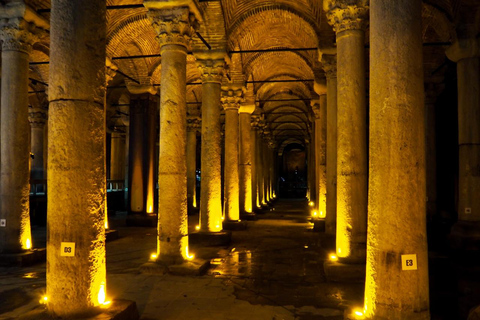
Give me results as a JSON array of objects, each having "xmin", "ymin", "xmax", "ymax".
[
  {"xmin": 187, "ymin": 117, "xmax": 200, "ymax": 213},
  {"xmin": 325, "ymin": 0, "xmax": 368, "ymax": 263},
  {"xmin": 312, "ymin": 96, "xmax": 327, "ymax": 218},
  {"xmin": 47, "ymin": 0, "xmax": 107, "ymax": 315},
  {"xmin": 222, "ymin": 88, "xmax": 242, "ymax": 222},
  {"xmin": 239, "ymin": 104, "xmax": 255, "ymax": 214},
  {"xmin": 197, "ymin": 55, "xmax": 225, "ymax": 232},
  {"xmin": 365, "ymin": 0, "xmax": 429, "ymax": 318},
  {"xmin": 322, "ymin": 54, "xmax": 338, "ymax": 236},
  {"xmin": 146, "ymin": 4, "xmax": 197, "ymax": 263},
  {"xmin": 0, "ymin": 15, "xmax": 43, "ymax": 253},
  {"xmin": 29, "ymin": 108, "xmax": 47, "ymax": 181},
  {"xmin": 446, "ymin": 38, "xmax": 480, "ymax": 249}
]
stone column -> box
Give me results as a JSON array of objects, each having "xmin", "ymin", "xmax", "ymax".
[
  {"xmin": 187, "ymin": 117, "xmax": 200, "ymax": 213},
  {"xmin": 256, "ymin": 127, "xmax": 265, "ymax": 207},
  {"xmin": 325, "ymin": 0, "xmax": 368, "ymax": 262},
  {"xmin": 47, "ymin": 0, "xmax": 107, "ymax": 315},
  {"xmin": 365, "ymin": 0, "xmax": 429, "ymax": 318},
  {"xmin": 307, "ymin": 125, "xmax": 315, "ymax": 203},
  {"xmin": 197, "ymin": 55, "xmax": 225, "ymax": 232},
  {"xmin": 322, "ymin": 54, "xmax": 338, "ymax": 236},
  {"xmin": 29, "ymin": 108, "xmax": 47, "ymax": 181},
  {"xmin": 0, "ymin": 17, "xmax": 42, "ymax": 253},
  {"xmin": 222, "ymin": 88, "xmax": 242, "ymax": 222},
  {"xmin": 262, "ymin": 135, "xmax": 270, "ymax": 203},
  {"xmin": 251, "ymin": 116, "xmax": 259, "ymax": 209},
  {"xmin": 446, "ymin": 39, "xmax": 480, "ymax": 249},
  {"xmin": 239, "ymin": 104, "xmax": 255, "ymax": 214},
  {"xmin": 110, "ymin": 131, "xmax": 126, "ymax": 181},
  {"xmin": 146, "ymin": 4, "xmax": 196, "ymax": 263},
  {"xmin": 312, "ymin": 97, "xmax": 327, "ymax": 218},
  {"xmin": 268, "ymin": 142, "xmax": 276, "ymax": 200}
]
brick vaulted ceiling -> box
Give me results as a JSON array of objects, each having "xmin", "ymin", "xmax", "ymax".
[{"xmin": 24, "ymin": 0, "xmax": 478, "ymax": 148}]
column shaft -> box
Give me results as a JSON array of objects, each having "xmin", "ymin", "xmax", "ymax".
[
  {"xmin": 365, "ymin": 0, "xmax": 429, "ymax": 318},
  {"xmin": 251, "ymin": 126, "xmax": 258, "ymax": 209},
  {"xmin": 110, "ymin": 132, "xmax": 126, "ymax": 181},
  {"xmin": 239, "ymin": 113, "xmax": 253, "ymax": 213},
  {"xmin": 47, "ymin": 0, "xmax": 107, "ymax": 315},
  {"xmin": 315, "ymin": 96, "xmax": 327, "ymax": 217},
  {"xmin": 224, "ymin": 107, "xmax": 240, "ymax": 221},
  {"xmin": 187, "ymin": 125, "xmax": 198, "ymax": 212},
  {"xmin": 336, "ymin": 28, "xmax": 367, "ymax": 262},
  {"xmin": 257, "ymin": 133, "xmax": 265, "ymax": 206},
  {"xmin": 128, "ymin": 97, "xmax": 145, "ymax": 213}
]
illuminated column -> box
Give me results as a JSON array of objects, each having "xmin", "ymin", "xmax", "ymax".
[
  {"xmin": 29, "ymin": 108, "xmax": 47, "ymax": 181},
  {"xmin": 365, "ymin": 0, "xmax": 429, "ymax": 318},
  {"xmin": 446, "ymin": 39, "xmax": 480, "ymax": 249},
  {"xmin": 306, "ymin": 139, "xmax": 312, "ymax": 201},
  {"xmin": 146, "ymin": 4, "xmax": 197, "ymax": 263},
  {"xmin": 197, "ymin": 55, "xmax": 225, "ymax": 232},
  {"xmin": 110, "ymin": 131, "xmax": 126, "ymax": 181},
  {"xmin": 222, "ymin": 88, "xmax": 242, "ymax": 222},
  {"xmin": 256, "ymin": 126, "xmax": 265, "ymax": 207},
  {"xmin": 251, "ymin": 117, "xmax": 259, "ymax": 209},
  {"xmin": 262, "ymin": 135, "xmax": 270, "ymax": 203},
  {"xmin": 312, "ymin": 96, "xmax": 327, "ymax": 218},
  {"xmin": 322, "ymin": 54, "xmax": 338, "ymax": 236},
  {"xmin": 325, "ymin": 1, "xmax": 368, "ymax": 262},
  {"xmin": 47, "ymin": 0, "xmax": 107, "ymax": 315},
  {"xmin": 239, "ymin": 104, "xmax": 255, "ymax": 213},
  {"xmin": 268, "ymin": 142, "xmax": 276, "ymax": 200},
  {"xmin": 0, "ymin": 14, "xmax": 43, "ymax": 253},
  {"xmin": 187, "ymin": 117, "xmax": 200, "ymax": 212}
]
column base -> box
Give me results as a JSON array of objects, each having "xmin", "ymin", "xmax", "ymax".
[
  {"xmin": 449, "ymin": 220, "xmax": 480, "ymax": 252},
  {"xmin": 18, "ymin": 299, "xmax": 139, "ymax": 320},
  {"xmin": 126, "ymin": 214, "xmax": 157, "ymax": 227},
  {"xmin": 223, "ymin": 220, "xmax": 247, "ymax": 231},
  {"xmin": 312, "ymin": 219, "xmax": 326, "ymax": 232},
  {"xmin": 106, "ymin": 229, "xmax": 119, "ymax": 242},
  {"xmin": 0, "ymin": 248, "xmax": 46, "ymax": 267},
  {"xmin": 140, "ymin": 258, "xmax": 210, "ymax": 276},
  {"xmin": 240, "ymin": 212, "xmax": 257, "ymax": 221},
  {"xmin": 323, "ymin": 260, "xmax": 365, "ymax": 283},
  {"xmin": 189, "ymin": 231, "xmax": 232, "ymax": 246}
]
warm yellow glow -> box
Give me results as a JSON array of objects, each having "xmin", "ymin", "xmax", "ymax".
[
  {"xmin": 98, "ymin": 283, "xmax": 106, "ymax": 305},
  {"xmin": 338, "ymin": 247, "xmax": 342, "ymax": 254},
  {"xmin": 104, "ymin": 219, "xmax": 109, "ymax": 230},
  {"xmin": 329, "ymin": 254, "xmax": 338, "ymax": 261},
  {"xmin": 185, "ymin": 246, "xmax": 195, "ymax": 260},
  {"xmin": 193, "ymin": 196, "xmax": 197, "ymax": 208},
  {"xmin": 352, "ymin": 308, "xmax": 365, "ymax": 319},
  {"xmin": 40, "ymin": 296, "xmax": 48, "ymax": 304},
  {"xmin": 25, "ymin": 238, "xmax": 31, "ymax": 250},
  {"xmin": 221, "ymin": 216, "xmax": 225, "ymax": 221},
  {"xmin": 150, "ymin": 253, "xmax": 157, "ymax": 260},
  {"xmin": 147, "ymin": 205, "xmax": 153, "ymax": 214},
  {"xmin": 195, "ymin": 225, "xmax": 200, "ymax": 230},
  {"xmin": 216, "ymin": 224, "xmax": 221, "ymax": 230},
  {"xmin": 20, "ymin": 218, "xmax": 32, "ymax": 251},
  {"xmin": 309, "ymin": 201, "xmax": 314, "ymax": 207},
  {"xmin": 312, "ymin": 211, "xmax": 318, "ymax": 217},
  {"xmin": 319, "ymin": 211, "xmax": 325, "ymax": 218}
]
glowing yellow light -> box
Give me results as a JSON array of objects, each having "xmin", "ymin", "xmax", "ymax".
[
  {"xmin": 330, "ymin": 254, "xmax": 338, "ymax": 262},
  {"xmin": 150, "ymin": 253, "xmax": 157, "ymax": 260},
  {"xmin": 26, "ymin": 238, "xmax": 31, "ymax": 250},
  {"xmin": 40, "ymin": 296, "xmax": 48, "ymax": 304},
  {"xmin": 216, "ymin": 224, "xmax": 220, "ymax": 229},
  {"xmin": 353, "ymin": 308, "xmax": 365, "ymax": 319},
  {"xmin": 312, "ymin": 211, "xmax": 318, "ymax": 217},
  {"xmin": 195, "ymin": 225, "xmax": 200, "ymax": 230},
  {"xmin": 98, "ymin": 283, "xmax": 106, "ymax": 305},
  {"xmin": 319, "ymin": 211, "xmax": 325, "ymax": 218},
  {"xmin": 221, "ymin": 216, "xmax": 225, "ymax": 221},
  {"xmin": 338, "ymin": 248, "xmax": 342, "ymax": 254},
  {"xmin": 308, "ymin": 201, "xmax": 314, "ymax": 207},
  {"xmin": 147, "ymin": 205, "xmax": 153, "ymax": 214},
  {"xmin": 185, "ymin": 246, "xmax": 195, "ymax": 260},
  {"xmin": 104, "ymin": 220, "xmax": 109, "ymax": 230}
]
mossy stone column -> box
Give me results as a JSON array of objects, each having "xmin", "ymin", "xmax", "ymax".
[
  {"xmin": 446, "ymin": 39, "xmax": 480, "ymax": 250},
  {"xmin": 325, "ymin": 0, "xmax": 368, "ymax": 263},
  {"xmin": 47, "ymin": 0, "xmax": 107, "ymax": 316},
  {"xmin": 197, "ymin": 55, "xmax": 225, "ymax": 232},
  {"xmin": 239, "ymin": 104, "xmax": 255, "ymax": 213},
  {"xmin": 0, "ymin": 17, "xmax": 42, "ymax": 253},
  {"xmin": 187, "ymin": 117, "xmax": 200, "ymax": 213},
  {"xmin": 222, "ymin": 88, "xmax": 242, "ymax": 222},
  {"xmin": 365, "ymin": 0, "xmax": 429, "ymax": 318},
  {"xmin": 146, "ymin": 4, "xmax": 197, "ymax": 263},
  {"xmin": 322, "ymin": 54, "xmax": 338, "ymax": 236}
]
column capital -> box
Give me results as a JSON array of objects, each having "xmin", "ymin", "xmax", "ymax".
[
  {"xmin": 320, "ymin": 53, "xmax": 337, "ymax": 79},
  {"xmin": 187, "ymin": 116, "xmax": 201, "ymax": 131},
  {"xmin": 28, "ymin": 107, "xmax": 47, "ymax": 128},
  {"xmin": 0, "ymin": 19, "xmax": 43, "ymax": 53},
  {"xmin": 126, "ymin": 83, "xmax": 158, "ymax": 95},
  {"xmin": 146, "ymin": 6, "xmax": 197, "ymax": 50},
  {"xmin": 445, "ymin": 38, "xmax": 480, "ymax": 62},
  {"xmin": 221, "ymin": 87, "xmax": 243, "ymax": 111},
  {"xmin": 324, "ymin": 0, "xmax": 369, "ymax": 34},
  {"xmin": 106, "ymin": 57, "xmax": 118, "ymax": 85},
  {"xmin": 196, "ymin": 57, "xmax": 226, "ymax": 84}
]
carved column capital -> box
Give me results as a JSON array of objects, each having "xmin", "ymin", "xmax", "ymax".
[
  {"xmin": 146, "ymin": 6, "xmax": 196, "ymax": 50},
  {"xmin": 0, "ymin": 19, "xmax": 43, "ymax": 53},
  {"xmin": 187, "ymin": 116, "xmax": 201, "ymax": 131},
  {"xmin": 28, "ymin": 108, "xmax": 47, "ymax": 128},
  {"xmin": 445, "ymin": 38, "xmax": 480, "ymax": 62},
  {"xmin": 197, "ymin": 58, "xmax": 226, "ymax": 84},
  {"xmin": 324, "ymin": 1, "xmax": 369, "ymax": 34},
  {"xmin": 321, "ymin": 54, "xmax": 337, "ymax": 79},
  {"xmin": 221, "ymin": 88, "xmax": 243, "ymax": 111}
]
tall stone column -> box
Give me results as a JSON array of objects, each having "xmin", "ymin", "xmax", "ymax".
[
  {"xmin": 251, "ymin": 116, "xmax": 259, "ymax": 209},
  {"xmin": 446, "ymin": 39, "xmax": 480, "ymax": 249},
  {"xmin": 312, "ymin": 96, "xmax": 327, "ymax": 218},
  {"xmin": 262, "ymin": 135, "xmax": 270, "ymax": 203},
  {"xmin": 239, "ymin": 104, "xmax": 255, "ymax": 214},
  {"xmin": 222, "ymin": 88, "xmax": 242, "ymax": 222},
  {"xmin": 325, "ymin": 0, "xmax": 368, "ymax": 262},
  {"xmin": 146, "ymin": 4, "xmax": 197, "ymax": 263},
  {"xmin": 197, "ymin": 54, "xmax": 225, "ymax": 232},
  {"xmin": 307, "ymin": 125, "xmax": 315, "ymax": 203},
  {"xmin": 29, "ymin": 108, "xmax": 47, "ymax": 181},
  {"xmin": 322, "ymin": 54, "xmax": 338, "ymax": 236},
  {"xmin": 268, "ymin": 142, "xmax": 276, "ymax": 200},
  {"xmin": 110, "ymin": 131, "xmax": 126, "ymax": 181},
  {"xmin": 0, "ymin": 16, "xmax": 43, "ymax": 253},
  {"xmin": 187, "ymin": 117, "xmax": 200, "ymax": 213},
  {"xmin": 257, "ymin": 128, "xmax": 265, "ymax": 206},
  {"xmin": 47, "ymin": 0, "xmax": 107, "ymax": 315},
  {"xmin": 365, "ymin": 0, "xmax": 429, "ymax": 318}
]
